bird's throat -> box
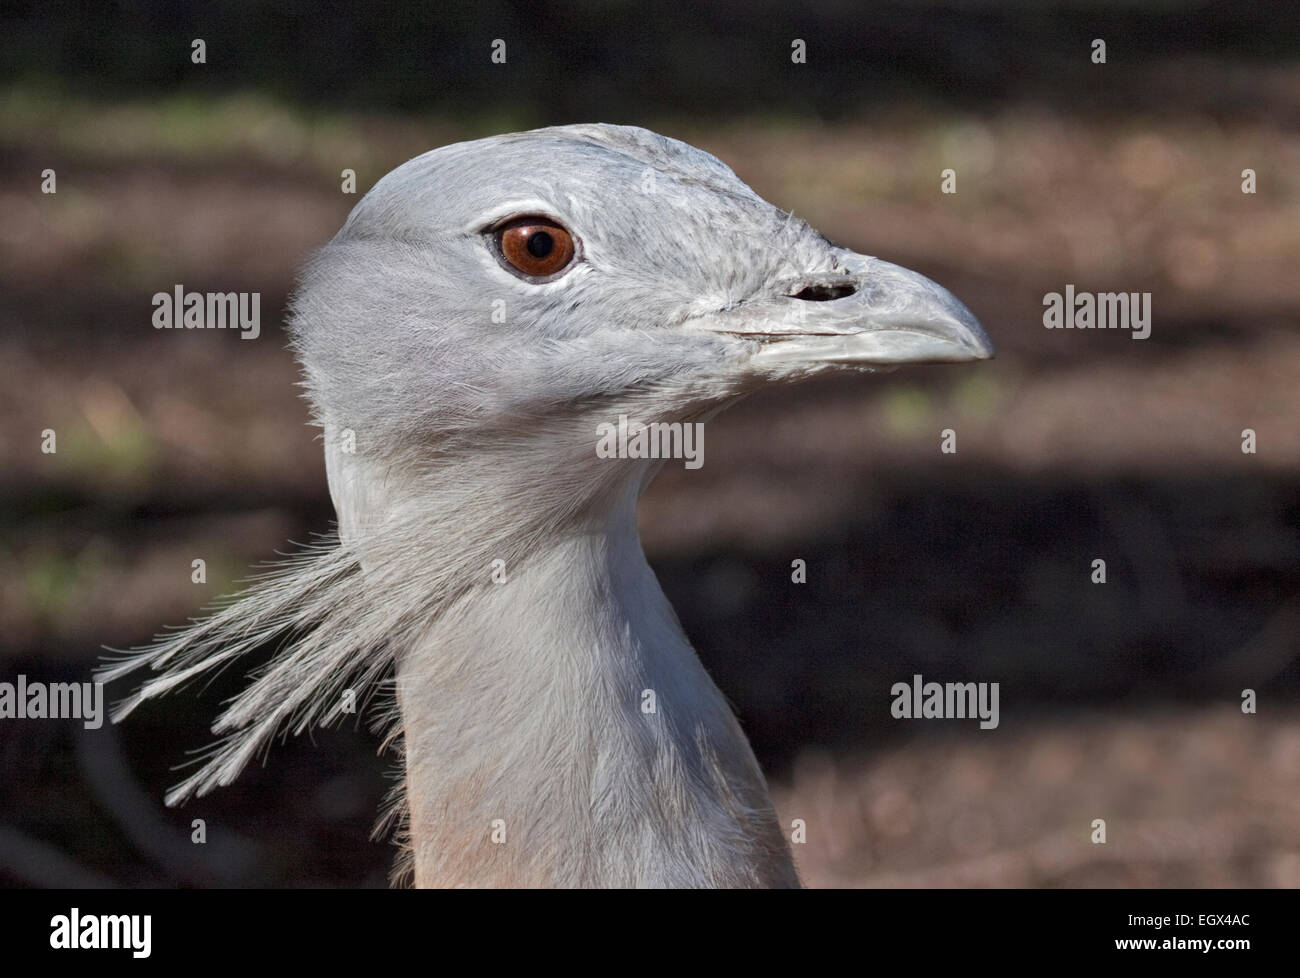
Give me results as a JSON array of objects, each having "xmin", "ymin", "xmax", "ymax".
[{"xmin": 394, "ymin": 489, "xmax": 799, "ymax": 888}]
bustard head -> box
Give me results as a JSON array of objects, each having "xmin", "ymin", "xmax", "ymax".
[
  {"xmin": 294, "ymin": 124, "xmax": 989, "ymax": 528},
  {"xmin": 107, "ymin": 124, "xmax": 991, "ymax": 887}
]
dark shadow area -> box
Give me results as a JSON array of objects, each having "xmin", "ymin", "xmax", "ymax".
[
  {"xmin": 663, "ymin": 467, "xmax": 1300, "ymax": 772},
  {"xmin": 3, "ymin": 1, "xmax": 1298, "ymax": 123}
]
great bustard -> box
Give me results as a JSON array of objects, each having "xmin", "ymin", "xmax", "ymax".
[{"xmin": 105, "ymin": 124, "xmax": 992, "ymax": 888}]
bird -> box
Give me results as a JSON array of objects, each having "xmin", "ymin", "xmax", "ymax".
[{"xmin": 103, "ymin": 123, "xmax": 992, "ymax": 888}]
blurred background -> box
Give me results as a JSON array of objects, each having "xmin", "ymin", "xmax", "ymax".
[{"xmin": 1, "ymin": 0, "xmax": 1298, "ymax": 887}]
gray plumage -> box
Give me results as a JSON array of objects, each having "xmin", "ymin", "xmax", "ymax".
[{"xmin": 104, "ymin": 124, "xmax": 991, "ymax": 887}]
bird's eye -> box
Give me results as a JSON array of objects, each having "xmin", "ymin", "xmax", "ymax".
[{"xmin": 494, "ymin": 217, "xmax": 577, "ymax": 280}]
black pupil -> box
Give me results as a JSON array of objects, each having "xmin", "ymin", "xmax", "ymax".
[{"xmin": 526, "ymin": 231, "xmax": 554, "ymax": 258}]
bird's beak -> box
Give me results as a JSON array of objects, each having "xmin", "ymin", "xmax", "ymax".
[{"xmin": 693, "ymin": 256, "xmax": 993, "ymax": 369}]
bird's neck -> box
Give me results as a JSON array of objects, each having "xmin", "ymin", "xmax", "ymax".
[{"xmin": 394, "ymin": 479, "xmax": 797, "ymax": 887}]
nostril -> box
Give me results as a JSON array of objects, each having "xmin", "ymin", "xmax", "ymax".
[{"xmin": 790, "ymin": 282, "xmax": 856, "ymax": 301}]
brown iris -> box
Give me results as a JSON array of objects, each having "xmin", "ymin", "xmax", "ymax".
[{"xmin": 495, "ymin": 217, "xmax": 576, "ymax": 279}]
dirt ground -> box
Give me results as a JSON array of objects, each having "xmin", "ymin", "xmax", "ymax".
[{"xmin": 1, "ymin": 86, "xmax": 1298, "ymax": 886}]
